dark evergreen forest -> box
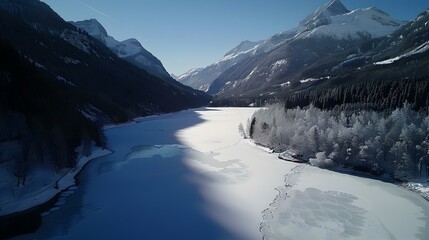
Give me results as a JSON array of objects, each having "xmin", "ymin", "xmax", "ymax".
[{"xmin": 0, "ymin": 41, "xmax": 103, "ymax": 185}]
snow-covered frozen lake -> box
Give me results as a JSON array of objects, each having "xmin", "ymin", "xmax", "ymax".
[{"xmin": 14, "ymin": 108, "xmax": 429, "ymax": 239}]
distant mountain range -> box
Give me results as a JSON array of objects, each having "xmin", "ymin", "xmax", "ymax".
[{"xmin": 178, "ymin": 0, "xmax": 429, "ymax": 110}]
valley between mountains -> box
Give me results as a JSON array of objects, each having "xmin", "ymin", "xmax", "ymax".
[{"xmin": 1, "ymin": 0, "xmax": 429, "ymax": 239}]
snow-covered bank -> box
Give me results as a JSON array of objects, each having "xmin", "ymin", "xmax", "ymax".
[
  {"xmin": 0, "ymin": 147, "xmax": 112, "ymax": 217},
  {"xmin": 404, "ymin": 181, "xmax": 429, "ymax": 201}
]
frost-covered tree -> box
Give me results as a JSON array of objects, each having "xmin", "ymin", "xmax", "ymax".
[{"xmin": 249, "ymin": 103, "xmax": 429, "ymax": 180}]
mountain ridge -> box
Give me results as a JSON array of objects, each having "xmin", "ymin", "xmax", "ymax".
[
  {"xmin": 179, "ymin": 0, "xmax": 405, "ymax": 98},
  {"xmin": 71, "ymin": 19, "xmax": 171, "ymax": 80}
]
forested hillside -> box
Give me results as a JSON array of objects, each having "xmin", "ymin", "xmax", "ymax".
[{"xmin": 0, "ymin": 40, "xmax": 102, "ymax": 186}]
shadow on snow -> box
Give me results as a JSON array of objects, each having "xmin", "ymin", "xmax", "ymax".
[{"xmin": 11, "ymin": 108, "xmax": 242, "ymax": 240}]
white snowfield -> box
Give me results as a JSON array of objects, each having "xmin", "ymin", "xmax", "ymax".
[{"xmin": 14, "ymin": 108, "xmax": 429, "ymax": 240}]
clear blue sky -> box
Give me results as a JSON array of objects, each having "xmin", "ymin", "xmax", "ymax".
[{"xmin": 41, "ymin": 0, "xmax": 428, "ymax": 75}]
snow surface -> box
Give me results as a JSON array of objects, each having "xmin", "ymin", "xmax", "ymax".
[
  {"xmin": 300, "ymin": 76, "xmax": 330, "ymax": 83},
  {"xmin": 0, "ymin": 146, "xmax": 111, "ymax": 217},
  {"xmin": 261, "ymin": 165, "xmax": 429, "ymax": 240},
  {"xmin": 13, "ymin": 108, "xmax": 429, "ymax": 240}
]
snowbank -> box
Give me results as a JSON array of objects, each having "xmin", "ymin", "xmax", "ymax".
[
  {"xmin": 0, "ymin": 147, "xmax": 112, "ymax": 217},
  {"xmin": 404, "ymin": 181, "xmax": 429, "ymax": 201}
]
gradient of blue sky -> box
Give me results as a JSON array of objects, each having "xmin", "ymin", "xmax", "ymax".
[{"xmin": 41, "ymin": 0, "xmax": 428, "ymax": 75}]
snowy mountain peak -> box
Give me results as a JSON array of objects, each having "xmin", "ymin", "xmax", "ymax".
[
  {"xmin": 325, "ymin": 0, "xmax": 349, "ymax": 14},
  {"xmin": 300, "ymin": 0, "xmax": 350, "ymax": 30},
  {"xmin": 72, "ymin": 19, "xmax": 108, "ymax": 40},
  {"xmin": 71, "ymin": 19, "xmax": 170, "ymax": 79},
  {"xmin": 300, "ymin": 6, "xmax": 404, "ymax": 39}
]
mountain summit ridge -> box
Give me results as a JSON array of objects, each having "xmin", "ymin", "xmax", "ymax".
[
  {"xmin": 299, "ymin": 0, "xmax": 350, "ymax": 31},
  {"xmin": 72, "ymin": 19, "xmax": 171, "ymax": 80}
]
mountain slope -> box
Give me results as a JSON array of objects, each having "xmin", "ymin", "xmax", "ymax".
[
  {"xmin": 0, "ymin": 0, "xmax": 209, "ymax": 118},
  {"xmin": 72, "ymin": 19, "xmax": 171, "ymax": 80},
  {"xmin": 207, "ymin": 0, "xmax": 404, "ymax": 98},
  {"xmin": 211, "ymin": 8, "xmax": 429, "ymax": 110},
  {"xmin": 177, "ymin": 40, "xmax": 262, "ymax": 92}
]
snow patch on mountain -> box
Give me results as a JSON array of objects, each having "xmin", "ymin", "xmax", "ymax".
[
  {"xmin": 244, "ymin": 67, "xmax": 259, "ymax": 82},
  {"xmin": 56, "ymin": 76, "xmax": 76, "ymax": 87},
  {"xmin": 72, "ymin": 18, "xmax": 107, "ymax": 39},
  {"xmin": 271, "ymin": 59, "xmax": 287, "ymax": 71},
  {"xmin": 60, "ymin": 29, "xmax": 94, "ymax": 54},
  {"xmin": 178, "ymin": 68, "xmax": 203, "ymax": 81},
  {"xmin": 374, "ymin": 40, "xmax": 429, "ymax": 65},
  {"xmin": 114, "ymin": 38, "xmax": 143, "ymax": 58},
  {"xmin": 300, "ymin": 76, "xmax": 330, "ymax": 83},
  {"xmin": 61, "ymin": 56, "xmax": 81, "ymax": 65},
  {"xmin": 221, "ymin": 40, "xmax": 261, "ymax": 61}
]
